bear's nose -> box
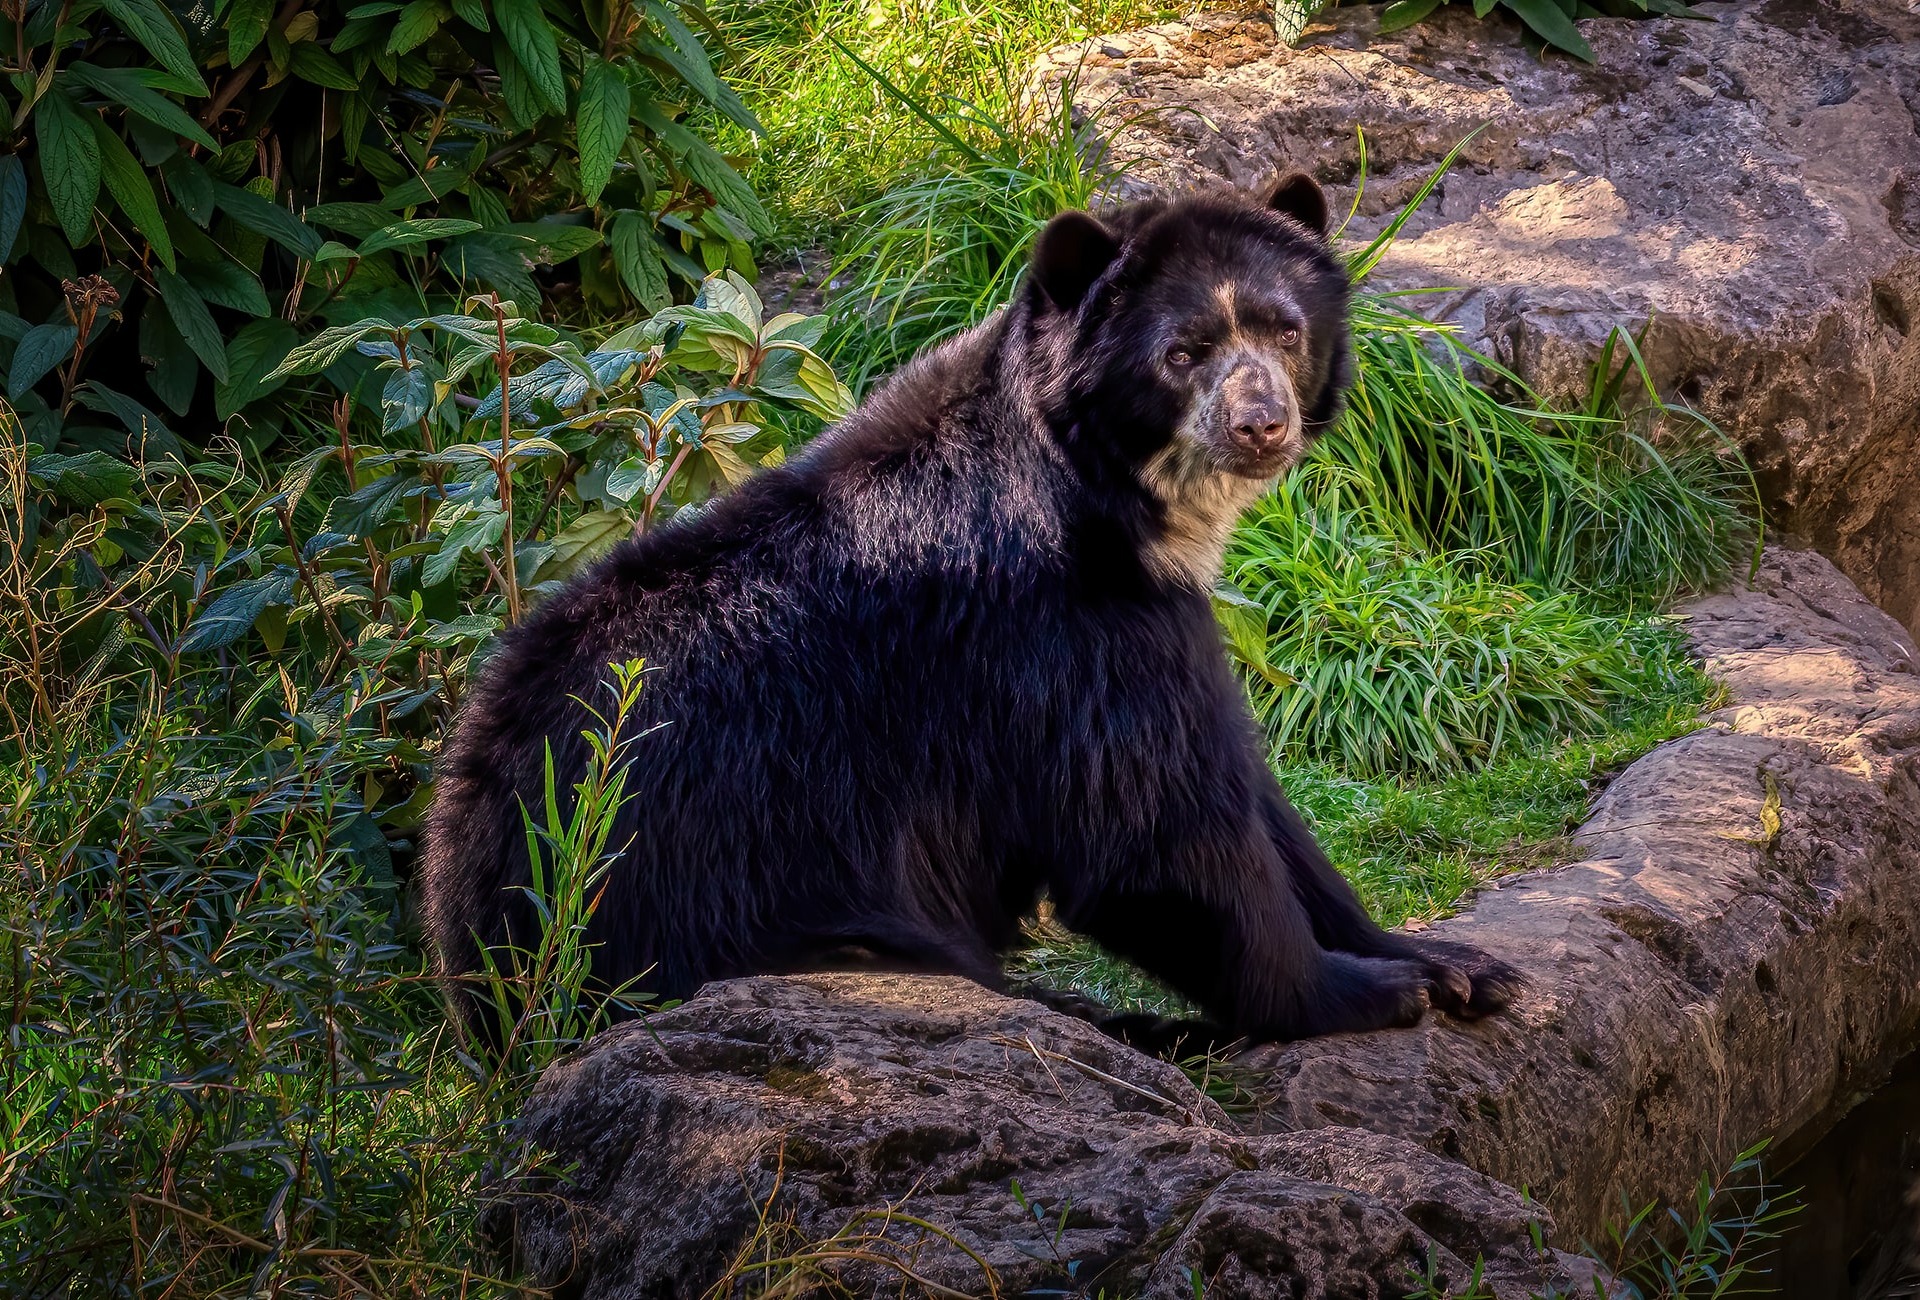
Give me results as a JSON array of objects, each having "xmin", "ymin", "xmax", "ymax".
[{"xmin": 1229, "ymin": 403, "xmax": 1288, "ymax": 451}]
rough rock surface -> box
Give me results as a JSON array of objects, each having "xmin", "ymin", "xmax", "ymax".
[
  {"xmin": 1244, "ymin": 547, "xmax": 1920, "ymax": 1237},
  {"xmin": 489, "ymin": 974, "xmax": 1584, "ymax": 1299},
  {"xmin": 1040, "ymin": 0, "xmax": 1920, "ymax": 633},
  {"xmin": 495, "ymin": 548, "xmax": 1920, "ymax": 1292}
]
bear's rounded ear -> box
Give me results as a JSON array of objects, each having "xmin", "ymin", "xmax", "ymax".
[
  {"xmin": 1266, "ymin": 172, "xmax": 1330, "ymax": 238},
  {"xmin": 1030, "ymin": 210, "xmax": 1121, "ymax": 312}
]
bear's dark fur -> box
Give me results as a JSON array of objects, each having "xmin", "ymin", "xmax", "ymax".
[{"xmin": 421, "ymin": 176, "xmax": 1522, "ymax": 1045}]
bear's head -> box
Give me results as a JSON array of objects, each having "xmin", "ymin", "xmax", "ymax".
[{"xmin": 1022, "ymin": 177, "xmax": 1352, "ymax": 582}]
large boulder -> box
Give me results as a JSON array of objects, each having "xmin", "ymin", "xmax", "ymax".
[
  {"xmin": 1242, "ymin": 547, "xmax": 1920, "ymax": 1237},
  {"xmin": 486, "ymin": 973, "xmax": 1583, "ymax": 1299},
  {"xmin": 1039, "ymin": 0, "xmax": 1920, "ymax": 634},
  {"xmin": 491, "ymin": 548, "xmax": 1920, "ymax": 1291}
]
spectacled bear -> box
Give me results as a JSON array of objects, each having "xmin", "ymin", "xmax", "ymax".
[{"xmin": 421, "ymin": 175, "xmax": 1522, "ymax": 1047}]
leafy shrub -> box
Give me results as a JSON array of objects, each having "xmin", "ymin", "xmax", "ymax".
[
  {"xmin": 1361, "ymin": 0, "xmax": 1700, "ymax": 64},
  {"xmin": 1, "ymin": 0, "xmax": 769, "ymax": 463}
]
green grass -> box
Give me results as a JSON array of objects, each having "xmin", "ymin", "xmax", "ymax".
[{"xmin": 709, "ymin": 0, "xmax": 1182, "ymax": 236}]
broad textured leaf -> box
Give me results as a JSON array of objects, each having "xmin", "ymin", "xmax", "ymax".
[
  {"xmin": 1503, "ymin": 0, "xmax": 1596, "ymax": 58},
  {"xmin": 184, "ymin": 255, "xmax": 272, "ymax": 315},
  {"xmin": 266, "ymin": 319, "xmax": 391, "ymax": 379},
  {"xmin": 34, "ymin": 86, "xmax": 102, "ymax": 247},
  {"xmin": 491, "ymin": 221, "xmax": 602, "ymax": 264},
  {"xmin": 227, "ymin": 0, "xmax": 274, "ymax": 63},
  {"xmin": 99, "ymin": 0, "xmax": 209, "ymax": 93},
  {"xmin": 325, "ymin": 470, "xmax": 412, "ymax": 537},
  {"xmin": 493, "ymin": 0, "xmax": 566, "ymax": 114},
  {"xmin": 491, "ymin": 36, "xmax": 546, "ymax": 128},
  {"xmin": 0, "ymin": 156, "xmax": 26, "ymax": 264},
  {"xmin": 73, "ymin": 381, "xmax": 181, "ymax": 455},
  {"xmin": 216, "ymin": 318, "xmax": 299, "ymax": 418},
  {"xmin": 212, "ymin": 182, "xmax": 322, "ymax": 258},
  {"xmin": 178, "ymin": 571, "xmax": 298, "ymax": 653},
  {"xmin": 8, "ymin": 324, "xmax": 78, "ymax": 397},
  {"xmin": 450, "ymin": 0, "xmax": 488, "ymax": 28},
  {"xmin": 305, "ymin": 201, "xmax": 402, "ymax": 237},
  {"xmin": 161, "ymin": 155, "xmax": 216, "ymax": 225},
  {"xmin": 289, "ymin": 43, "xmax": 361, "ymax": 90},
  {"xmin": 528, "ymin": 508, "xmax": 631, "ymax": 583},
  {"xmin": 387, "ymin": 0, "xmax": 447, "ymax": 53},
  {"xmin": 139, "ymin": 300, "xmax": 198, "ymax": 414},
  {"xmin": 65, "ymin": 63, "xmax": 219, "ymax": 150},
  {"xmin": 26, "ymin": 450, "xmax": 140, "ymax": 505},
  {"xmin": 153, "ymin": 269, "xmax": 230, "ymax": 382},
  {"xmin": 92, "ymin": 118, "xmax": 176, "ymax": 270},
  {"xmin": 575, "ymin": 56, "xmax": 629, "ymax": 204},
  {"xmin": 357, "ymin": 217, "xmax": 482, "ymax": 256},
  {"xmin": 382, "ymin": 364, "xmax": 435, "ymax": 432},
  {"xmin": 424, "ymin": 507, "xmax": 506, "ymax": 585},
  {"xmin": 610, "ymin": 210, "xmax": 669, "ymax": 310}
]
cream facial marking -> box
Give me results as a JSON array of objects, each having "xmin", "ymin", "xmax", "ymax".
[{"xmin": 1139, "ymin": 338, "xmax": 1307, "ymax": 587}]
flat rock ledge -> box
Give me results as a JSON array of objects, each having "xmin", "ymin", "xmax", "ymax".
[
  {"xmin": 488, "ymin": 548, "xmax": 1920, "ymax": 1298},
  {"xmin": 1038, "ymin": 0, "xmax": 1920, "ymax": 634}
]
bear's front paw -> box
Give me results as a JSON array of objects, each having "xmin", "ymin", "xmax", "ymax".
[{"xmin": 1404, "ymin": 937, "xmax": 1524, "ymax": 1020}]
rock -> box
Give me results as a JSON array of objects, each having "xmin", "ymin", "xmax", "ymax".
[
  {"xmin": 1039, "ymin": 0, "xmax": 1920, "ymax": 633},
  {"xmin": 492, "ymin": 548, "xmax": 1920, "ymax": 1289},
  {"xmin": 1240, "ymin": 548, "xmax": 1920, "ymax": 1238},
  {"xmin": 487, "ymin": 974, "xmax": 1579, "ymax": 1299}
]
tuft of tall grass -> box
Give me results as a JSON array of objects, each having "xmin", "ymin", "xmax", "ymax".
[{"xmin": 1224, "ymin": 504, "xmax": 1680, "ymax": 778}]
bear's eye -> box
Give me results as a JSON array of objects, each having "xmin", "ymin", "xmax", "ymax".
[
  {"xmin": 1278, "ymin": 327, "xmax": 1302, "ymax": 348},
  {"xmin": 1165, "ymin": 346, "xmax": 1196, "ymax": 368}
]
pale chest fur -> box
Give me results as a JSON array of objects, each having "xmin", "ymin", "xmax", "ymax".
[{"xmin": 1137, "ymin": 439, "xmax": 1278, "ymax": 588}]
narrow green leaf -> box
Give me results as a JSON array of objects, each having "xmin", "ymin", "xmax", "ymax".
[
  {"xmin": 575, "ymin": 56, "xmax": 629, "ymax": 205},
  {"xmin": 290, "ymin": 43, "xmax": 362, "ymax": 90},
  {"xmin": 93, "ymin": 117, "xmax": 176, "ymax": 270},
  {"xmin": 212, "ymin": 182, "xmax": 322, "ymax": 258},
  {"xmin": 1502, "ymin": 0, "xmax": 1596, "ymax": 59},
  {"xmin": 451, "ymin": 0, "xmax": 489, "ymax": 28},
  {"xmin": 228, "ymin": 0, "xmax": 274, "ymax": 63},
  {"xmin": 8, "ymin": 323, "xmax": 78, "ymax": 397},
  {"xmin": 0, "ymin": 156, "xmax": 26, "ymax": 264},
  {"xmin": 1380, "ymin": 0, "xmax": 1445, "ymax": 28},
  {"xmin": 357, "ymin": 217, "xmax": 482, "ymax": 256},
  {"xmin": 153, "ymin": 269, "xmax": 230, "ymax": 382},
  {"xmin": 98, "ymin": 0, "xmax": 209, "ymax": 94},
  {"xmin": 387, "ymin": 0, "xmax": 446, "ymax": 54},
  {"xmin": 493, "ymin": 0, "xmax": 565, "ymax": 114},
  {"xmin": 633, "ymin": 101, "xmax": 769, "ymax": 236},
  {"xmin": 65, "ymin": 62, "xmax": 220, "ymax": 151},
  {"xmin": 72, "ymin": 381, "xmax": 182, "ymax": 454},
  {"xmin": 610, "ymin": 210, "xmax": 669, "ymax": 310},
  {"xmin": 33, "ymin": 86, "xmax": 102, "ymax": 247}
]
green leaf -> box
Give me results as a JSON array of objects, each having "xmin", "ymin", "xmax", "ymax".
[
  {"xmin": 92, "ymin": 117, "xmax": 176, "ymax": 270},
  {"xmin": 450, "ymin": 0, "xmax": 488, "ymax": 28},
  {"xmin": 491, "ymin": 36, "xmax": 546, "ymax": 128},
  {"xmin": 72, "ymin": 381, "xmax": 181, "ymax": 455},
  {"xmin": 0, "ymin": 156, "xmax": 27, "ymax": 264},
  {"xmin": 34, "ymin": 86, "xmax": 102, "ymax": 247},
  {"xmin": 98, "ymin": 0, "xmax": 209, "ymax": 94},
  {"xmin": 1380, "ymin": 0, "xmax": 1445, "ymax": 28},
  {"xmin": 8, "ymin": 323, "xmax": 78, "ymax": 397},
  {"xmin": 528, "ymin": 508, "xmax": 631, "ymax": 584},
  {"xmin": 216, "ymin": 318, "xmax": 299, "ymax": 418},
  {"xmin": 178, "ymin": 571, "xmax": 298, "ymax": 653},
  {"xmin": 387, "ymin": 0, "xmax": 447, "ymax": 54},
  {"xmin": 290, "ymin": 42, "xmax": 361, "ymax": 90},
  {"xmin": 633, "ymin": 101, "xmax": 770, "ymax": 236},
  {"xmin": 305, "ymin": 201, "xmax": 401, "ymax": 237},
  {"xmin": 575, "ymin": 56, "xmax": 629, "ymax": 205},
  {"xmin": 212, "ymin": 182, "xmax": 323, "ymax": 258},
  {"xmin": 610, "ymin": 210, "xmax": 669, "ymax": 311},
  {"xmin": 1502, "ymin": 0, "xmax": 1595, "ymax": 58},
  {"xmin": 228, "ymin": 0, "xmax": 274, "ymax": 62},
  {"xmin": 153, "ymin": 269, "xmax": 230, "ymax": 383},
  {"xmin": 382, "ymin": 363, "xmax": 434, "ymax": 432},
  {"xmin": 139, "ymin": 300, "xmax": 198, "ymax": 414},
  {"xmin": 65, "ymin": 63, "xmax": 219, "ymax": 151},
  {"xmin": 26, "ymin": 450, "xmax": 140, "ymax": 505},
  {"xmin": 491, "ymin": 221, "xmax": 603, "ymax": 264},
  {"xmin": 424, "ymin": 507, "xmax": 507, "ymax": 586},
  {"xmin": 265, "ymin": 318, "xmax": 391, "ymax": 379},
  {"xmin": 493, "ymin": 0, "xmax": 565, "ymax": 114},
  {"xmin": 183, "ymin": 255, "xmax": 272, "ymax": 316},
  {"xmin": 357, "ymin": 217, "xmax": 482, "ymax": 256}
]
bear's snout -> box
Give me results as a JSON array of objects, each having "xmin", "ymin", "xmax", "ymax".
[{"xmin": 1219, "ymin": 356, "xmax": 1298, "ymax": 465}]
